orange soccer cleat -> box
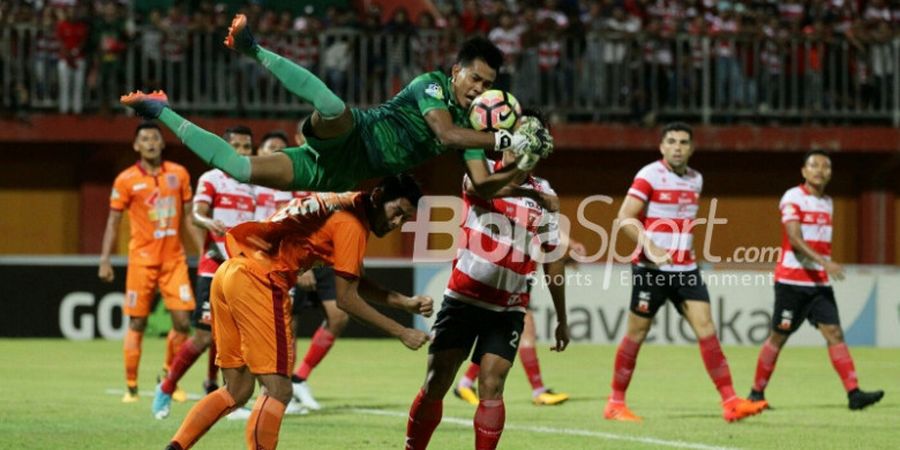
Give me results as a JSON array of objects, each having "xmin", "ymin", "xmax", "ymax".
[
  {"xmin": 722, "ymin": 397, "xmax": 767, "ymax": 422},
  {"xmin": 603, "ymin": 399, "xmax": 642, "ymax": 422},
  {"xmin": 224, "ymin": 14, "xmax": 258, "ymax": 55},
  {"xmin": 120, "ymin": 90, "xmax": 169, "ymax": 119}
]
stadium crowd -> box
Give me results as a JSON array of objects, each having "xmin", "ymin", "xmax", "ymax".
[{"xmin": 1, "ymin": 0, "xmax": 898, "ymax": 122}]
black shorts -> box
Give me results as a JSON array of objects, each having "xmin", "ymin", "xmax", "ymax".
[
  {"xmin": 429, "ymin": 297, "xmax": 525, "ymax": 364},
  {"xmin": 629, "ymin": 265, "xmax": 710, "ymax": 318},
  {"xmin": 772, "ymin": 282, "xmax": 840, "ymax": 334},
  {"xmin": 191, "ymin": 276, "xmax": 213, "ymax": 331},
  {"xmin": 291, "ymin": 266, "xmax": 337, "ymax": 315}
]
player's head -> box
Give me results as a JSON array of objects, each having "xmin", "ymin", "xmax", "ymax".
[
  {"xmin": 801, "ymin": 149, "xmax": 832, "ymax": 190},
  {"xmin": 659, "ymin": 122, "xmax": 694, "ymax": 170},
  {"xmin": 258, "ymin": 130, "xmax": 289, "ymax": 156},
  {"xmin": 367, "ymin": 174, "xmax": 422, "ymax": 237},
  {"xmin": 224, "ymin": 125, "xmax": 254, "ymax": 156},
  {"xmin": 452, "ymin": 37, "xmax": 503, "ymax": 109},
  {"xmin": 133, "ymin": 121, "xmax": 164, "ymax": 160}
]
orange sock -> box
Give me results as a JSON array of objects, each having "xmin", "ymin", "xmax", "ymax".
[
  {"xmin": 170, "ymin": 387, "xmax": 236, "ymax": 449},
  {"xmin": 123, "ymin": 329, "xmax": 143, "ymax": 388},
  {"xmin": 165, "ymin": 330, "xmax": 189, "ymax": 372},
  {"xmin": 246, "ymin": 395, "xmax": 287, "ymax": 450}
]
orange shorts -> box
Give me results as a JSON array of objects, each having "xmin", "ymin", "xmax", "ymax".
[
  {"xmin": 124, "ymin": 258, "xmax": 195, "ymax": 317},
  {"xmin": 211, "ymin": 257, "xmax": 294, "ymax": 376}
]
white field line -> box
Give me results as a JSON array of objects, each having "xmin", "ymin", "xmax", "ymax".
[
  {"xmin": 103, "ymin": 389, "xmax": 739, "ymax": 450},
  {"xmin": 352, "ymin": 408, "xmax": 741, "ymax": 450}
]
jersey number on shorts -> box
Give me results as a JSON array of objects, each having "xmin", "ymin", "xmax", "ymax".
[{"xmin": 509, "ymin": 331, "xmax": 520, "ymax": 349}]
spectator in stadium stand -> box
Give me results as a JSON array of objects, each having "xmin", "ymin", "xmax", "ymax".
[
  {"xmin": 159, "ymin": 4, "xmax": 189, "ymax": 101},
  {"xmin": 868, "ymin": 18, "xmax": 896, "ymax": 111},
  {"xmin": 461, "ymin": 0, "xmax": 491, "ymax": 35},
  {"xmin": 34, "ymin": 7, "xmax": 61, "ymax": 102},
  {"xmin": 56, "ymin": 3, "xmax": 90, "ymax": 114},
  {"xmin": 488, "ymin": 11, "xmax": 524, "ymax": 92},
  {"xmin": 91, "ymin": 1, "xmax": 131, "ymax": 115}
]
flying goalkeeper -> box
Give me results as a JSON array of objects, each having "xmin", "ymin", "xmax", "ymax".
[{"xmin": 121, "ymin": 14, "xmax": 553, "ymax": 200}]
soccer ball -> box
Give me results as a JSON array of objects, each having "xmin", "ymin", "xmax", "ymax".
[{"xmin": 468, "ymin": 90, "xmax": 522, "ymax": 131}]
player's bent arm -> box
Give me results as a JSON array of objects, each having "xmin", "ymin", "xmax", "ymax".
[
  {"xmin": 335, "ymin": 274, "xmax": 430, "ymax": 350},
  {"xmin": 784, "ymin": 220, "xmax": 829, "ymax": 266},
  {"xmin": 463, "ymin": 177, "xmax": 560, "ymax": 212},
  {"xmin": 617, "ymin": 195, "xmax": 671, "ymax": 265},
  {"xmin": 98, "ymin": 210, "xmax": 123, "ymax": 282},
  {"xmin": 357, "ymin": 277, "xmax": 434, "ymax": 317},
  {"xmin": 425, "ymin": 109, "xmax": 496, "ymax": 150},
  {"xmin": 464, "ymin": 158, "xmax": 528, "ymax": 199}
]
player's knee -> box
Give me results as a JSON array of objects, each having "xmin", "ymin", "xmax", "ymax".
[
  {"xmin": 265, "ymin": 382, "xmax": 293, "ymax": 405},
  {"xmin": 226, "ymin": 381, "xmax": 254, "ymax": 405},
  {"xmin": 478, "ymin": 376, "xmax": 505, "ymax": 399},
  {"xmin": 821, "ymin": 325, "xmax": 844, "ymax": 344},
  {"xmin": 327, "ymin": 309, "xmax": 349, "ymax": 335},
  {"xmin": 194, "ymin": 329, "xmax": 214, "ymax": 348},
  {"xmin": 128, "ymin": 317, "xmax": 148, "ymax": 332},
  {"xmin": 172, "ymin": 320, "xmax": 191, "ymax": 334},
  {"xmin": 768, "ymin": 331, "xmax": 789, "ymax": 348},
  {"xmin": 424, "ymin": 369, "xmax": 455, "ymax": 395}
]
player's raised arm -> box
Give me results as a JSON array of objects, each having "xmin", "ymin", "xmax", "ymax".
[
  {"xmin": 334, "ymin": 274, "xmax": 430, "ymax": 350},
  {"xmin": 98, "ymin": 209, "xmax": 123, "ymax": 282}
]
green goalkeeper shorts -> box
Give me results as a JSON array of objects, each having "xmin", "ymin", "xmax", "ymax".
[{"xmin": 281, "ymin": 123, "xmax": 372, "ymax": 192}]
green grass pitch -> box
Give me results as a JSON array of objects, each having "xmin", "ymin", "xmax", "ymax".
[{"xmin": 0, "ymin": 339, "xmax": 896, "ymax": 449}]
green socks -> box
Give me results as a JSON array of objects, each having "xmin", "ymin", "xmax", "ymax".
[
  {"xmin": 253, "ymin": 46, "xmax": 346, "ymax": 119},
  {"xmin": 158, "ymin": 108, "xmax": 251, "ymax": 182}
]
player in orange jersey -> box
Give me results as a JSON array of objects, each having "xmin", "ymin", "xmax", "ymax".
[
  {"xmin": 99, "ymin": 122, "xmax": 202, "ymax": 403},
  {"xmin": 164, "ymin": 174, "xmax": 433, "ymax": 450}
]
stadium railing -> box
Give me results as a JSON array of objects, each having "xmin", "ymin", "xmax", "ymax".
[{"xmin": 2, "ymin": 25, "xmax": 898, "ymax": 125}]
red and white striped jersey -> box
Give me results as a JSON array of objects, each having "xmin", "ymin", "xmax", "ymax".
[
  {"xmin": 194, "ymin": 169, "xmax": 256, "ymax": 276},
  {"xmin": 446, "ymin": 162, "xmax": 560, "ymax": 313},
  {"xmin": 253, "ymin": 186, "xmax": 296, "ymax": 221},
  {"xmin": 775, "ymin": 185, "xmax": 832, "ymax": 286},
  {"xmin": 627, "ymin": 159, "xmax": 702, "ymax": 272}
]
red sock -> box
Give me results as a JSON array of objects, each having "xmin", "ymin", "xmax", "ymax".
[
  {"xmin": 460, "ymin": 363, "xmax": 480, "ymax": 388},
  {"xmin": 827, "ymin": 343, "xmax": 859, "ymax": 392},
  {"xmin": 474, "ymin": 399, "xmax": 505, "ymax": 450},
  {"xmin": 752, "ymin": 338, "xmax": 782, "ymax": 392},
  {"xmin": 295, "ymin": 326, "xmax": 336, "ymax": 380},
  {"xmin": 161, "ymin": 339, "xmax": 203, "ymax": 394},
  {"xmin": 207, "ymin": 341, "xmax": 219, "ymax": 385},
  {"xmin": 165, "ymin": 330, "xmax": 189, "ymax": 372},
  {"xmin": 698, "ymin": 335, "xmax": 737, "ymax": 402},
  {"xmin": 610, "ymin": 336, "xmax": 641, "ymax": 402},
  {"xmin": 405, "ymin": 389, "xmax": 443, "ymax": 450},
  {"xmin": 518, "ymin": 346, "xmax": 544, "ymax": 392}
]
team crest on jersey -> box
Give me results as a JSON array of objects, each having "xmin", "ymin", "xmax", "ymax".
[
  {"xmin": 166, "ymin": 174, "xmax": 179, "ymax": 189},
  {"xmin": 425, "ymin": 82, "xmax": 444, "ymax": 100}
]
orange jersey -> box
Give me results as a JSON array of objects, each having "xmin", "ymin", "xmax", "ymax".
[
  {"xmin": 225, "ymin": 192, "xmax": 369, "ymax": 289},
  {"xmin": 110, "ymin": 161, "xmax": 193, "ymax": 266}
]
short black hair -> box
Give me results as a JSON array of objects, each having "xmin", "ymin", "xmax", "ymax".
[
  {"xmin": 803, "ymin": 149, "xmax": 831, "ymax": 165},
  {"xmin": 261, "ymin": 130, "xmax": 289, "ymax": 146},
  {"xmin": 457, "ymin": 37, "xmax": 503, "ymax": 72},
  {"xmin": 134, "ymin": 121, "xmax": 161, "ymax": 138},
  {"xmin": 377, "ymin": 173, "xmax": 423, "ymax": 207},
  {"xmin": 224, "ymin": 125, "xmax": 253, "ymax": 141},
  {"xmin": 660, "ymin": 122, "xmax": 693, "ymax": 141}
]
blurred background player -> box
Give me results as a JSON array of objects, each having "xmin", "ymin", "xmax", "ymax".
[
  {"xmin": 603, "ymin": 122, "xmax": 766, "ymax": 423},
  {"xmin": 405, "ymin": 127, "xmax": 570, "ymax": 450},
  {"xmin": 454, "ymin": 237, "xmax": 586, "ymax": 407},
  {"xmin": 120, "ymin": 19, "xmax": 552, "ymax": 199},
  {"xmin": 165, "ymin": 175, "xmax": 433, "ymax": 450},
  {"xmin": 748, "ymin": 150, "xmax": 884, "ymax": 410},
  {"xmin": 153, "ymin": 125, "xmax": 256, "ymax": 420},
  {"xmin": 98, "ymin": 121, "xmax": 199, "ymax": 403}
]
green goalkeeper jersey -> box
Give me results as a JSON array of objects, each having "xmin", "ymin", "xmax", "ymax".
[
  {"xmin": 285, "ymin": 71, "xmax": 486, "ymax": 192},
  {"xmin": 355, "ymin": 71, "xmax": 485, "ymax": 176}
]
